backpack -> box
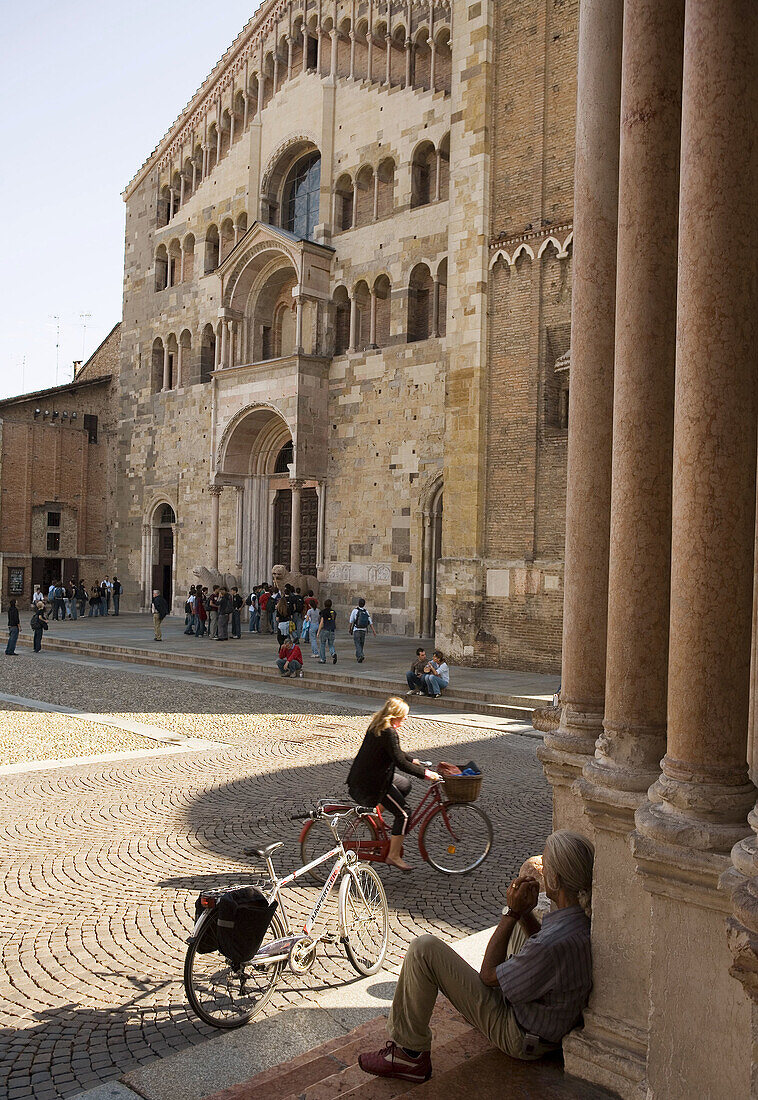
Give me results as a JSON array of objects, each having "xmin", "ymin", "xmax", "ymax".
[
  {"xmin": 354, "ymin": 607, "xmax": 370, "ymax": 629},
  {"xmin": 194, "ymin": 887, "xmax": 278, "ymax": 967}
]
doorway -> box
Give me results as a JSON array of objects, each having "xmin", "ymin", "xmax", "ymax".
[
  {"xmin": 273, "ymin": 489, "xmax": 292, "ymax": 567},
  {"xmin": 149, "ymin": 503, "xmax": 176, "ymax": 609}
]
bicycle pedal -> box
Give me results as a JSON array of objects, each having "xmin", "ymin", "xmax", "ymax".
[{"xmin": 322, "ymin": 933, "xmax": 338, "ymax": 945}]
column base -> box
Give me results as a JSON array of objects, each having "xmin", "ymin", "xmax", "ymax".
[
  {"xmin": 537, "ymin": 703, "xmax": 601, "ymax": 832},
  {"xmin": 563, "ymin": 1016, "xmax": 647, "ymax": 1100},
  {"xmin": 633, "ymin": 806, "xmax": 753, "ymax": 1099}
]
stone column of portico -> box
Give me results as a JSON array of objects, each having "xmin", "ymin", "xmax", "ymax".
[
  {"xmin": 537, "ymin": 0, "xmax": 623, "ymax": 831},
  {"xmin": 632, "ymin": 3, "xmax": 758, "ymax": 1096},
  {"xmin": 162, "ymin": 346, "xmax": 171, "ymax": 391},
  {"xmin": 209, "ymin": 486, "xmax": 222, "ymax": 571},
  {"xmin": 290, "ymin": 481, "xmax": 303, "ymax": 574},
  {"xmin": 562, "ymin": 2, "xmax": 685, "ymax": 1096}
]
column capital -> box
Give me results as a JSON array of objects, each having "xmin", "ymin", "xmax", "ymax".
[
  {"xmin": 208, "ymin": 484, "xmax": 223, "ymax": 496},
  {"xmin": 288, "ymin": 478, "xmax": 305, "ymax": 492}
]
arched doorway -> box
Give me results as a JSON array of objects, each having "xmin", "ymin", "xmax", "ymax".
[
  {"xmin": 420, "ymin": 481, "xmax": 443, "ymax": 638},
  {"xmin": 147, "ymin": 502, "xmax": 176, "ymax": 610},
  {"xmin": 217, "ymin": 407, "xmax": 322, "ymax": 592}
]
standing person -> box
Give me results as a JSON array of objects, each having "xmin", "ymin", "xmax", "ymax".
[
  {"xmin": 112, "ymin": 576, "xmax": 122, "ymax": 616},
  {"xmin": 423, "ymin": 651, "xmax": 450, "ymax": 698},
  {"xmin": 30, "ymin": 601, "xmax": 49, "ymax": 653},
  {"xmin": 47, "ymin": 580, "xmax": 56, "ymax": 605},
  {"xmin": 276, "ymin": 595, "xmax": 292, "ymax": 645},
  {"xmin": 88, "ymin": 584, "xmax": 101, "ymax": 616},
  {"xmin": 276, "ymin": 636, "xmax": 303, "ymax": 677},
  {"xmin": 103, "ymin": 577, "xmax": 113, "ymax": 615},
  {"xmin": 208, "ymin": 586, "xmax": 220, "ymax": 640},
  {"xmin": 230, "ymin": 587, "xmax": 243, "ymax": 639},
  {"xmin": 100, "ymin": 579, "xmax": 109, "ymax": 617},
  {"xmin": 5, "ymin": 599, "xmax": 20, "ymax": 656},
  {"xmin": 316, "ymin": 599, "xmax": 338, "ymax": 664},
  {"xmin": 247, "ymin": 587, "xmax": 259, "ymax": 633},
  {"xmin": 349, "ymin": 598, "xmax": 377, "ymax": 663},
  {"xmin": 151, "ymin": 589, "xmax": 168, "ymax": 641},
  {"xmin": 267, "ymin": 585, "xmax": 277, "ymax": 634},
  {"xmin": 76, "ymin": 581, "xmax": 87, "ymax": 617},
  {"xmin": 217, "ymin": 586, "xmax": 232, "ymax": 641},
  {"xmin": 292, "ymin": 587, "xmax": 305, "ymax": 639},
  {"xmin": 52, "ymin": 582, "xmax": 66, "ymax": 622},
  {"xmin": 305, "ymin": 599, "xmax": 320, "ymax": 658},
  {"xmin": 184, "ymin": 586, "xmax": 197, "ymax": 634},
  {"xmin": 195, "ymin": 588, "xmax": 208, "ymax": 636},
  {"xmin": 258, "ymin": 586, "xmax": 270, "ymax": 632},
  {"xmin": 347, "ymin": 697, "xmax": 441, "ymax": 871},
  {"xmin": 405, "ymin": 648, "xmax": 428, "ymax": 695}
]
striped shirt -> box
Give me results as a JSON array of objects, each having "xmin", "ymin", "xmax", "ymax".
[{"xmin": 496, "ymin": 905, "xmax": 592, "ymax": 1043}]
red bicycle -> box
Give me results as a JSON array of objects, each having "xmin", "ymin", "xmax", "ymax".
[{"xmin": 298, "ymin": 776, "xmax": 493, "ymax": 881}]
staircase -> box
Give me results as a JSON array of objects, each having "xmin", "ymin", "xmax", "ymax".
[
  {"xmin": 201, "ymin": 1001, "xmax": 617, "ymax": 1100},
  {"xmin": 18, "ymin": 634, "xmax": 542, "ymax": 725}
]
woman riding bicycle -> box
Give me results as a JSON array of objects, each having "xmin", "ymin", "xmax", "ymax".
[{"xmin": 347, "ymin": 697, "xmax": 441, "ymax": 872}]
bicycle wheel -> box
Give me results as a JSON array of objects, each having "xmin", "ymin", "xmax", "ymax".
[
  {"xmin": 184, "ymin": 908, "xmax": 286, "ymax": 1028},
  {"xmin": 420, "ymin": 802, "xmax": 493, "ymax": 874},
  {"xmin": 339, "ymin": 863, "xmax": 389, "ymax": 976},
  {"xmin": 301, "ymin": 815, "xmax": 380, "ymax": 884}
]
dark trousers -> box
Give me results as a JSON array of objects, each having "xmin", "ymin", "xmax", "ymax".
[
  {"xmin": 113, "ymin": 595, "xmax": 120, "ymax": 615},
  {"xmin": 6, "ymin": 627, "xmax": 19, "ymax": 655},
  {"xmin": 217, "ymin": 612, "xmax": 229, "ymax": 640},
  {"xmin": 53, "ymin": 599, "xmax": 65, "ymax": 620},
  {"xmin": 231, "ymin": 610, "xmax": 241, "ymax": 637},
  {"xmin": 406, "ymin": 671, "xmax": 425, "ymax": 691},
  {"xmin": 383, "ymin": 774, "xmax": 413, "ymax": 836},
  {"xmin": 33, "ymin": 628, "xmax": 43, "ymax": 652}
]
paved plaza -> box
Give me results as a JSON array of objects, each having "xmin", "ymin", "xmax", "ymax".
[{"xmin": 0, "ymin": 650, "xmax": 551, "ymax": 1099}]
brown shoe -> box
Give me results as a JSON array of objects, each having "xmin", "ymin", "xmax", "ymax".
[{"xmin": 358, "ymin": 1042, "xmax": 431, "ymax": 1082}]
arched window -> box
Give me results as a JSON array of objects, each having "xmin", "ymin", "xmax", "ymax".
[
  {"xmin": 373, "ymin": 274, "xmax": 392, "ymax": 347},
  {"xmin": 376, "ymin": 158, "xmax": 395, "ymax": 219},
  {"xmin": 408, "ymin": 263, "xmax": 434, "ymax": 342},
  {"xmin": 435, "ymin": 28, "xmax": 453, "ymax": 95},
  {"xmin": 355, "ymin": 166, "xmax": 374, "ymax": 227},
  {"xmin": 151, "ymin": 338, "xmax": 164, "ymax": 393},
  {"xmin": 335, "ymin": 173, "xmax": 354, "ymax": 231},
  {"xmin": 200, "ymin": 323, "xmax": 216, "ymax": 383},
  {"xmin": 168, "ymin": 240, "xmax": 181, "ymax": 288},
  {"xmin": 182, "ymin": 234, "xmax": 195, "ymax": 282},
  {"xmin": 220, "ymin": 218, "xmax": 235, "ymax": 263},
  {"xmin": 158, "ymin": 504, "xmax": 176, "ymax": 525},
  {"xmin": 411, "ymin": 142, "xmax": 436, "ymax": 208},
  {"xmin": 155, "ymin": 246, "xmax": 168, "ymax": 292},
  {"xmin": 274, "ymin": 440, "xmax": 293, "ymax": 474},
  {"xmin": 282, "ymin": 152, "xmax": 321, "ymax": 240},
  {"xmin": 158, "ymin": 185, "xmax": 171, "ymax": 227},
  {"xmin": 204, "ymin": 225, "xmax": 219, "ymax": 273},
  {"xmin": 333, "ymin": 286, "xmax": 351, "ymax": 355}
]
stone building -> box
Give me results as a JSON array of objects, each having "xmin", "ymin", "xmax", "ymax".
[
  {"xmin": 538, "ymin": 0, "xmax": 758, "ymax": 1097},
  {"xmin": 0, "ymin": 325, "xmax": 121, "ymax": 609},
  {"xmin": 117, "ymin": 0, "xmax": 577, "ymax": 672}
]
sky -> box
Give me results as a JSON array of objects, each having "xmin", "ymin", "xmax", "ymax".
[{"xmin": 0, "ymin": 0, "xmax": 257, "ymax": 399}]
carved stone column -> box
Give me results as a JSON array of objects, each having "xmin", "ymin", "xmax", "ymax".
[
  {"xmin": 289, "ymin": 480, "xmax": 303, "ymax": 574},
  {"xmin": 162, "ymin": 345, "xmax": 171, "ymax": 391},
  {"xmin": 209, "ymin": 486, "xmax": 222, "ymax": 571},
  {"xmin": 633, "ymin": 3, "xmax": 758, "ymax": 1096},
  {"xmin": 537, "ymin": 0, "xmax": 623, "ymax": 831},
  {"xmin": 235, "ymin": 486, "xmax": 244, "ymax": 569},
  {"xmin": 563, "ymin": 2, "xmax": 684, "ymax": 1095}
]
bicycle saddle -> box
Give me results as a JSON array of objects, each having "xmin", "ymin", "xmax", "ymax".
[{"xmin": 244, "ymin": 841, "xmax": 284, "ymax": 860}]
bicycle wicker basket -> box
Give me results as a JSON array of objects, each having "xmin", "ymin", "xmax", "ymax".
[{"xmin": 440, "ymin": 772, "xmax": 483, "ymax": 803}]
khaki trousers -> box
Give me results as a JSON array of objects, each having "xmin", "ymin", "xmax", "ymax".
[
  {"xmin": 153, "ymin": 613, "xmax": 162, "ymax": 640},
  {"xmin": 387, "ymin": 924, "xmax": 552, "ymax": 1059}
]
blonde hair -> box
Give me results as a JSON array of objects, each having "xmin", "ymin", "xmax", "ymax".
[
  {"xmin": 543, "ymin": 830, "xmax": 595, "ymax": 918},
  {"xmin": 367, "ymin": 697, "xmax": 409, "ymax": 737}
]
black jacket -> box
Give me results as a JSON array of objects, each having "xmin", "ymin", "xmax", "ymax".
[
  {"xmin": 347, "ymin": 725, "xmax": 426, "ymax": 806},
  {"xmin": 219, "ymin": 594, "xmax": 233, "ymax": 614},
  {"xmin": 152, "ymin": 595, "xmax": 169, "ymax": 619},
  {"xmin": 7, "ymin": 606, "xmax": 19, "ymax": 629}
]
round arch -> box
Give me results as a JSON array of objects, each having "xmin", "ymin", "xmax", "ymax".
[
  {"xmin": 419, "ymin": 474, "xmax": 443, "ymax": 638},
  {"xmin": 141, "ymin": 497, "xmax": 178, "ymax": 613}
]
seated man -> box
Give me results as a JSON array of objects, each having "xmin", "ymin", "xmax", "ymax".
[
  {"xmin": 358, "ymin": 830, "xmax": 594, "ymax": 1083},
  {"xmin": 276, "ymin": 637, "xmax": 303, "ymax": 677},
  {"xmin": 423, "ymin": 650, "xmax": 450, "ymax": 698},
  {"xmin": 405, "ymin": 647, "xmax": 427, "ymax": 695}
]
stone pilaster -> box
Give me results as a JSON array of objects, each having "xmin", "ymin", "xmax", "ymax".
[
  {"xmin": 537, "ymin": 0, "xmax": 623, "ymax": 832},
  {"xmin": 633, "ymin": 3, "xmax": 758, "ymax": 1095},
  {"xmin": 563, "ymin": 2, "xmax": 684, "ymax": 1094}
]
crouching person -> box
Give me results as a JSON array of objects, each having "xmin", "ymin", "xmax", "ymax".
[
  {"xmin": 276, "ymin": 637, "xmax": 303, "ymax": 678},
  {"xmin": 358, "ymin": 830, "xmax": 594, "ymax": 1083}
]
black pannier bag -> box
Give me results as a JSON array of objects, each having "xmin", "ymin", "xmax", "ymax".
[
  {"xmin": 212, "ymin": 887, "xmax": 278, "ymax": 967},
  {"xmin": 194, "ymin": 896, "xmax": 219, "ymax": 954}
]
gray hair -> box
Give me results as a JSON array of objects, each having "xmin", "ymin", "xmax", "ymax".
[{"xmin": 543, "ymin": 830, "xmax": 595, "ymax": 918}]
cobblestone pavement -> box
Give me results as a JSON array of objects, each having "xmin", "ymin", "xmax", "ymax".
[{"xmin": 0, "ymin": 654, "xmax": 551, "ymax": 1100}]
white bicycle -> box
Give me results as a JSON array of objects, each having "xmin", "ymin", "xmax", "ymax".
[{"xmin": 184, "ymin": 804, "xmax": 390, "ymax": 1028}]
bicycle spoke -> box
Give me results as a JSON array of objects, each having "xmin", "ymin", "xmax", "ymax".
[{"xmin": 420, "ymin": 803, "xmax": 493, "ymax": 875}]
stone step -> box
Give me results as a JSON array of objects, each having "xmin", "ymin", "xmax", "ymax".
[
  {"xmin": 16, "ymin": 636, "xmax": 538, "ymax": 723},
  {"xmin": 200, "ymin": 1000, "xmax": 618, "ymax": 1100}
]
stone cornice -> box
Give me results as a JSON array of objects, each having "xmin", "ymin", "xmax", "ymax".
[
  {"xmin": 124, "ymin": 0, "xmax": 453, "ymax": 201},
  {"xmin": 123, "ymin": 0, "xmax": 285, "ymax": 201}
]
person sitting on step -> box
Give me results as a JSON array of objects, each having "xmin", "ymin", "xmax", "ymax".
[
  {"xmin": 358, "ymin": 830, "xmax": 594, "ymax": 1083},
  {"xmin": 276, "ymin": 636, "xmax": 303, "ymax": 678}
]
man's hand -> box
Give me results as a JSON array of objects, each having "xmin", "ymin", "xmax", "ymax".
[{"xmin": 506, "ymin": 876, "xmax": 539, "ymax": 917}]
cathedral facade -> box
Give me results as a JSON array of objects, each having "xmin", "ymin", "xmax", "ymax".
[{"xmin": 118, "ymin": 0, "xmax": 577, "ymax": 672}]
